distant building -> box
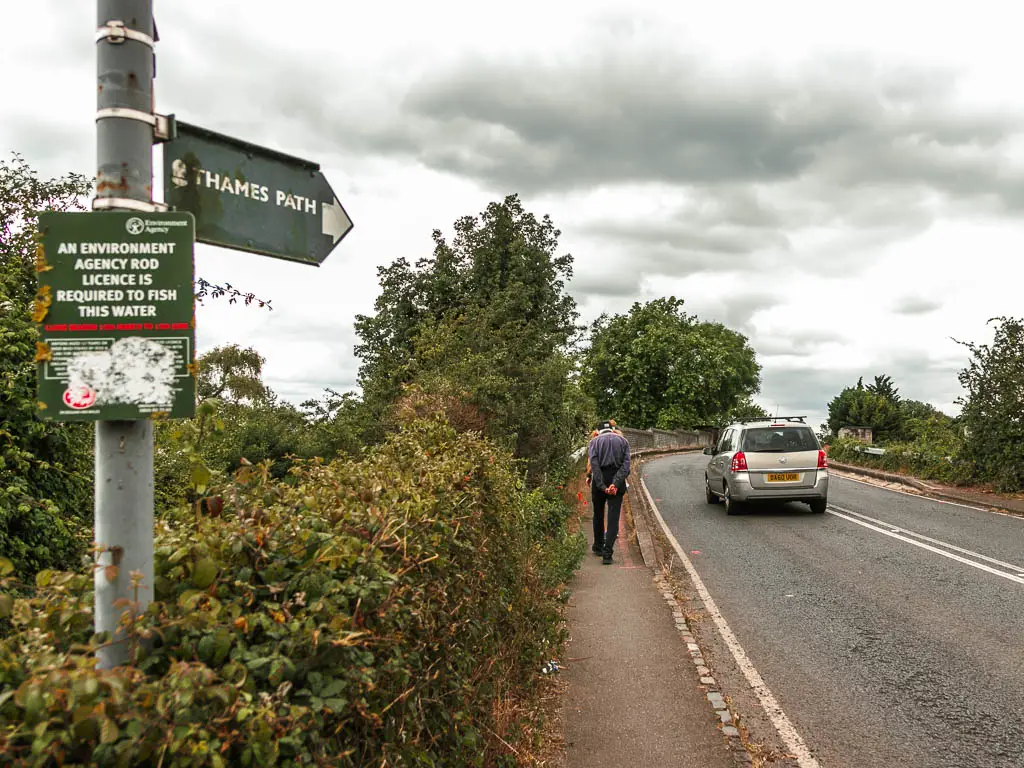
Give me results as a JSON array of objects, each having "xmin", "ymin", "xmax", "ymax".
[{"xmin": 838, "ymin": 426, "xmax": 874, "ymax": 443}]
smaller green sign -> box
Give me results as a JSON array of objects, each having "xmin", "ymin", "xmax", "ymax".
[
  {"xmin": 163, "ymin": 120, "xmax": 353, "ymax": 265},
  {"xmin": 35, "ymin": 211, "xmax": 196, "ymax": 422}
]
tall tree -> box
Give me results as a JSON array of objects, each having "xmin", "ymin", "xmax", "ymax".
[
  {"xmin": 353, "ymin": 194, "xmax": 582, "ymax": 480},
  {"xmin": 898, "ymin": 399, "xmax": 944, "ymax": 422},
  {"xmin": 196, "ymin": 344, "xmax": 270, "ymax": 404},
  {"xmin": 897, "ymin": 399, "xmax": 953, "ymax": 443},
  {"xmin": 300, "ymin": 388, "xmax": 369, "ymax": 460},
  {"xmin": 581, "ymin": 297, "xmax": 761, "ymax": 430},
  {"xmin": 956, "ymin": 317, "xmax": 1024, "ymax": 491},
  {"xmin": 825, "ymin": 377, "xmax": 902, "ymax": 441},
  {"xmin": 0, "ymin": 155, "xmax": 93, "ymax": 577},
  {"xmin": 866, "ymin": 374, "xmax": 901, "ymax": 403},
  {"xmin": 728, "ymin": 398, "xmax": 770, "ymax": 423}
]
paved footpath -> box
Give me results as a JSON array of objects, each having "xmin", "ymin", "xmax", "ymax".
[{"xmin": 561, "ymin": 499, "xmax": 735, "ymax": 768}]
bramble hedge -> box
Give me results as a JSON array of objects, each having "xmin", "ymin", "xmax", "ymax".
[
  {"xmin": 826, "ymin": 436, "xmax": 973, "ymax": 487},
  {"xmin": 0, "ymin": 418, "xmax": 584, "ymax": 767}
]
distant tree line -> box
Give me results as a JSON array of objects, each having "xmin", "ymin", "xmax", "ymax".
[{"xmin": 822, "ymin": 327, "xmax": 1024, "ymax": 493}]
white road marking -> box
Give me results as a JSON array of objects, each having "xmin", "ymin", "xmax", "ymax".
[
  {"xmin": 641, "ymin": 479, "xmax": 821, "ymax": 768},
  {"xmin": 827, "ymin": 506, "xmax": 1024, "ymax": 586},
  {"xmin": 831, "ymin": 472, "xmax": 1023, "ymax": 519},
  {"xmin": 830, "ymin": 504, "xmax": 1024, "ymax": 573}
]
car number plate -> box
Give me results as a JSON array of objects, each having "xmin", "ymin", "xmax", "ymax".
[{"xmin": 766, "ymin": 473, "xmax": 801, "ymax": 482}]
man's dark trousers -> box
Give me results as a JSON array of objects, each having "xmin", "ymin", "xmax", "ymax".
[{"xmin": 592, "ymin": 484, "xmax": 625, "ymax": 556}]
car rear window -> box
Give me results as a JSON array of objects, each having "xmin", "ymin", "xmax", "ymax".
[{"xmin": 741, "ymin": 427, "xmax": 819, "ymax": 453}]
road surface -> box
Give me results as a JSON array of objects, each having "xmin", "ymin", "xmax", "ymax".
[{"xmin": 643, "ymin": 452, "xmax": 1024, "ymax": 768}]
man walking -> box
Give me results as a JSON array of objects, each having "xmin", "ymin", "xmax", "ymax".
[{"xmin": 588, "ymin": 420, "xmax": 631, "ymax": 565}]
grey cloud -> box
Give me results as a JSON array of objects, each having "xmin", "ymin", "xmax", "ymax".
[
  {"xmin": 154, "ymin": 10, "xmax": 390, "ymax": 170},
  {"xmin": 271, "ymin": 377, "xmax": 360, "ymax": 405},
  {"xmin": 752, "ymin": 329, "xmax": 847, "ymax": 358},
  {"xmin": 3, "ymin": 120, "xmax": 89, "ymax": 180},
  {"xmin": 570, "ymin": 272, "xmax": 643, "ymax": 300},
  {"xmin": 264, "ymin": 350, "xmax": 361, "ymax": 403},
  {"xmin": 869, "ymin": 347, "xmax": 965, "ymax": 409},
  {"xmin": 755, "ymin": 369, "xmax": 846, "ymax": 429},
  {"xmin": 263, "ymin": 312, "xmax": 359, "ymax": 342},
  {"xmin": 315, "ymin": 45, "xmax": 1024, "ymax": 286},
  {"xmin": 579, "ymin": 179, "xmax": 938, "ymax": 279},
  {"xmin": 892, "ymin": 295, "xmax": 944, "ymax": 315},
  {"xmin": 163, "ymin": 27, "xmax": 1019, "ymax": 216},
  {"xmin": 271, "ymin": 366, "xmax": 359, "ymax": 389},
  {"xmin": 698, "ymin": 293, "xmax": 782, "ymax": 334},
  {"xmin": 588, "ymin": 196, "xmax": 794, "ymax": 259},
  {"xmin": 344, "ymin": 50, "xmax": 1020, "ymax": 200},
  {"xmin": 3, "ymin": 4, "xmax": 94, "ymax": 176},
  {"xmin": 569, "ymin": 238, "xmax": 763, "ymax": 284},
  {"xmin": 570, "ymin": 280, "xmax": 783, "ymax": 329},
  {"xmin": 296, "ymin": 45, "xmax": 1019, "ymax": 283}
]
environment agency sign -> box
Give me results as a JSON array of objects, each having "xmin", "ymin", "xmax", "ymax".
[{"xmin": 35, "ymin": 211, "xmax": 196, "ymax": 421}]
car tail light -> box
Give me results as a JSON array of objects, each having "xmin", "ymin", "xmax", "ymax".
[
  {"xmin": 817, "ymin": 450, "xmax": 828, "ymax": 469},
  {"xmin": 731, "ymin": 452, "xmax": 748, "ymax": 472}
]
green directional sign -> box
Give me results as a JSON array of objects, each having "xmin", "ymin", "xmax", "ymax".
[
  {"xmin": 162, "ymin": 120, "xmax": 353, "ymax": 265},
  {"xmin": 35, "ymin": 211, "xmax": 196, "ymax": 422}
]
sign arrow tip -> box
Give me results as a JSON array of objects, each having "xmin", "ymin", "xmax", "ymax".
[{"xmin": 322, "ymin": 197, "xmax": 352, "ymax": 245}]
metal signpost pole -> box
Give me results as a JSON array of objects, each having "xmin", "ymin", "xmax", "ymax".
[{"xmin": 94, "ymin": 0, "xmax": 156, "ymax": 669}]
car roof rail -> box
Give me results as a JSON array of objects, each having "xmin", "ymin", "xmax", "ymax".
[{"xmin": 736, "ymin": 415, "xmax": 807, "ymax": 425}]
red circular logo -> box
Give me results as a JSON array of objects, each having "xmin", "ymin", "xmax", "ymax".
[{"xmin": 63, "ymin": 385, "xmax": 97, "ymax": 410}]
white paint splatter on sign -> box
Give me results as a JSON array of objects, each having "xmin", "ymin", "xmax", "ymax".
[{"xmin": 66, "ymin": 337, "xmax": 175, "ymax": 407}]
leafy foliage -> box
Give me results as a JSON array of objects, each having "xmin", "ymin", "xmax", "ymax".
[
  {"xmin": 824, "ymin": 374, "xmax": 960, "ymax": 447},
  {"xmin": 819, "ymin": 350, "xmax": 1024, "ymax": 491},
  {"xmin": 354, "ymin": 194, "xmax": 587, "ymax": 482},
  {"xmin": 956, "ymin": 317, "xmax": 1024, "ymax": 492},
  {"xmin": 897, "ymin": 400, "xmax": 954, "ymax": 443},
  {"xmin": 0, "ymin": 155, "xmax": 93, "ymax": 579},
  {"xmin": 826, "ymin": 435, "xmax": 972, "ymax": 486},
  {"xmin": 409, "ymin": 312, "xmax": 584, "ymax": 482},
  {"xmin": 865, "ymin": 374, "xmax": 900, "ymax": 403},
  {"xmin": 155, "ymin": 350, "xmax": 369, "ymax": 514},
  {"xmin": 298, "ymin": 389, "xmax": 370, "ymax": 462},
  {"xmin": 727, "ymin": 398, "xmax": 770, "ymax": 423},
  {"xmin": 196, "ymin": 345, "xmax": 270, "ymax": 405},
  {"xmin": 581, "ymin": 297, "xmax": 761, "ymax": 430},
  {"xmin": 2, "ymin": 159, "xmax": 585, "ymax": 767},
  {"xmin": 825, "ymin": 377, "xmax": 903, "ymax": 442},
  {"xmin": 0, "ymin": 416, "xmax": 584, "ymax": 767}
]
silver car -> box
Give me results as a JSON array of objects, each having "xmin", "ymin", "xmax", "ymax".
[{"xmin": 703, "ymin": 417, "xmax": 829, "ymax": 515}]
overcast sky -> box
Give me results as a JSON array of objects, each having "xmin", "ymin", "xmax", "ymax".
[{"xmin": 4, "ymin": 1, "xmax": 1023, "ymax": 430}]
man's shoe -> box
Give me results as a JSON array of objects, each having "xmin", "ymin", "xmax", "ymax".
[
  {"xmin": 601, "ymin": 552, "xmax": 613, "ymax": 565},
  {"xmin": 592, "ymin": 540, "xmax": 604, "ymax": 554}
]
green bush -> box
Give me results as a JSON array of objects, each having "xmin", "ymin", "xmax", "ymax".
[
  {"xmin": 0, "ymin": 283, "xmax": 92, "ymax": 580},
  {"xmin": 1, "ymin": 155, "xmax": 94, "ymax": 582},
  {"xmin": 0, "ymin": 418, "xmax": 582, "ymax": 767},
  {"xmin": 827, "ymin": 435, "xmax": 973, "ymax": 486},
  {"xmin": 956, "ymin": 317, "xmax": 1024, "ymax": 493},
  {"xmin": 521, "ymin": 488, "xmax": 586, "ymax": 592},
  {"xmin": 152, "ymin": 394, "xmax": 371, "ymax": 518}
]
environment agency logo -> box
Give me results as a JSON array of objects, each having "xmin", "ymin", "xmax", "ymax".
[{"xmin": 126, "ymin": 217, "xmax": 145, "ymax": 235}]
